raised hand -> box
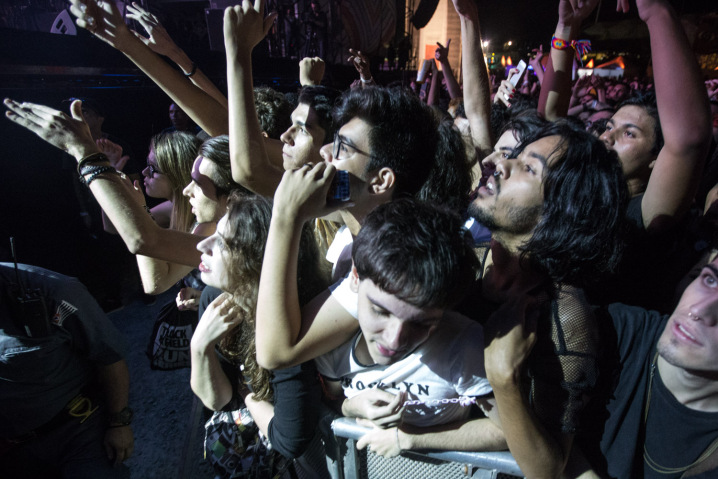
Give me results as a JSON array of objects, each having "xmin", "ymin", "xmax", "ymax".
[
  {"xmin": 342, "ymin": 389, "xmax": 406, "ymax": 427},
  {"xmin": 494, "ymin": 68, "xmax": 519, "ymax": 107},
  {"xmin": 529, "ymin": 44, "xmax": 545, "ymax": 72},
  {"xmin": 299, "ymin": 56, "xmax": 325, "ymax": 86},
  {"xmin": 126, "ymin": 2, "xmax": 176, "ymax": 57},
  {"xmin": 557, "ymin": 0, "xmax": 601, "ymax": 27},
  {"xmin": 273, "ymin": 162, "xmax": 348, "ymax": 223},
  {"xmin": 191, "ymin": 293, "xmax": 242, "ymax": 352},
  {"xmin": 96, "ymin": 138, "xmax": 128, "ymax": 171},
  {"xmin": 483, "ymin": 295, "xmax": 539, "ymax": 389},
  {"xmin": 223, "ymin": 0, "xmax": 277, "ymax": 56},
  {"xmin": 4, "ymin": 98, "xmax": 98, "ymax": 160},
  {"xmin": 69, "ymin": 0, "xmax": 135, "ymax": 50},
  {"xmin": 348, "ymin": 48, "xmax": 371, "ymax": 81},
  {"xmin": 450, "ymin": 0, "xmax": 478, "ymax": 20},
  {"xmin": 434, "ymin": 39, "xmax": 451, "ymax": 63}
]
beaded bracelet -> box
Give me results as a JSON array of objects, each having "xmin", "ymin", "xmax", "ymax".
[
  {"xmin": 84, "ymin": 166, "xmax": 117, "ymax": 187},
  {"xmin": 76, "ymin": 152, "xmax": 109, "ymax": 174},
  {"xmin": 79, "ymin": 163, "xmax": 112, "ymax": 179}
]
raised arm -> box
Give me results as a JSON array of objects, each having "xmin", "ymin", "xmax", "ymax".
[
  {"xmin": 299, "ymin": 56, "xmax": 326, "ymax": 86},
  {"xmin": 4, "ymin": 98, "xmax": 203, "ymax": 267},
  {"xmin": 529, "ymin": 45, "xmax": 546, "ymax": 87},
  {"xmin": 632, "ymin": 0, "xmax": 711, "ymax": 229},
  {"xmin": 224, "ymin": 1, "xmax": 284, "ymax": 197},
  {"xmin": 348, "ymin": 49, "xmax": 376, "ymax": 88},
  {"xmin": 539, "ymin": 0, "xmax": 600, "ymax": 121},
  {"xmin": 435, "ymin": 39, "xmax": 461, "ymax": 99},
  {"xmin": 137, "ymin": 221, "xmax": 216, "ymax": 294},
  {"xmin": 69, "ymin": 0, "xmax": 228, "ymax": 136},
  {"xmin": 256, "ymin": 163, "xmax": 358, "ymax": 370},
  {"xmin": 427, "ymin": 61, "xmax": 442, "ymax": 107},
  {"xmin": 451, "ymin": 0, "xmax": 492, "ymax": 158},
  {"xmin": 190, "ymin": 293, "xmax": 240, "ymax": 410},
  {"xmin": 126, "ymin": 2, "xmax": 228, "ymax": 108}
]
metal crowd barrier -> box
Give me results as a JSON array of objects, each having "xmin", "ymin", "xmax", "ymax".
[{"xmin": 323, "ymin": 416, "xmax": 524, "ymax": 479}]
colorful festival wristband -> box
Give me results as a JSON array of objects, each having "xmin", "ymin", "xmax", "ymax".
[{"xmin": 551, "ymin": 36, "xmax": 592, "ymax": 63}]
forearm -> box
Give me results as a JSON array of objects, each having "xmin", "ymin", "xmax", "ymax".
[
  {"xmin": 645, "ymin": 4, "xmax": 710, "ymax": 153},
  {"xmin": 226, "ymin": 44, "xmax": 282, "ymax": 196},
  {"xmin": 440, "ymin": 60, "xmax": 461, "ymax": 99},
  {"xmin": 121, "ymin": 38, "xmax": 228, "ymax": 136},
  {"xmin": 97, "ymin": 359, "xmax": 130, "ymax": 415},
  {"xmin": 136, "ymin": 255, "xmax": 193, "ymax": 295},
  {"xmin": 244, "ymin": 393, "xmax": 275, "ymax": 438},
  {"xmin": 640, "ymin": 3, "xmax": 710, "ymax": 226},
  {"xmin": 166, "ymin": 47, "xmax": 228, "ymax": 108},
  {"xmin": 492, "ymin": 382, "xmax": 570, "ymax": 478},
  {"xmin": 427, "ymin": 71, "xmax": 441, "ymax": 106},
  {"xmin": 539, "ymin": 23, "xmax": 579, "ymax": 120},
  {"xmin": 459, "ymin": 13, "xmax": 493, "ymax": 157},
  {"xmin": 255, "ymin": 213, "xmax": 305, "ymax": 369},
  {"xmin": 87, "ymin": 174, "xmax": 202, "ymax": 265},
  {"xmin": 399, "ymin": 417, "xmax": 507, "ymax": 452},
  {"xmin": 190, "ymin": 344, "xmax": 234, "ymax": 411}
]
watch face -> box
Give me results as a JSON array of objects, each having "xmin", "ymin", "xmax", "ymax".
[{"xmin": 111, "ymin": 407, "xmax": 133, "ymax": 425}]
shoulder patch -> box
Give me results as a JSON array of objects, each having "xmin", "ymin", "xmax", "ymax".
[{"xmin": 52, "ymin": 300, "xmax": 78, "ymax": 326}]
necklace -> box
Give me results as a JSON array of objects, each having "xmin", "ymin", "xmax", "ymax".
[{"xmin": 643, "ymin": 352, "xmax": 718, "ymax": 476}]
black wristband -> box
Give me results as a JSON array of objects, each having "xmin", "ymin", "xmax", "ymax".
[{"xmin": 77, "ymin": 152, "xmax": 108, "ymax": 174}]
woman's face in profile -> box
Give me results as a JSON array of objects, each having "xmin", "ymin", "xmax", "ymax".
[{"xmin": 196, "ymin": 214, "xmax": 232, "ymax": 291}]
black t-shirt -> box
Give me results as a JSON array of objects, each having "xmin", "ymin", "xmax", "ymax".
[
  {"xmin": 579, "ymin": 303, "xmax": 718, "ymax": 478},
  {"xmin": 586, "ymin": 194, "xmax": 688, "ymax": 313},
  {"xmin": 197, "ymin": 286, "xmax": 321, "ymax": 459}
]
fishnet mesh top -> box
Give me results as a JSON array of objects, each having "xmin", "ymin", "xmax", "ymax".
[{"xmin": 474, "ymin": 245, "xmax": 599, "ymax": 434}]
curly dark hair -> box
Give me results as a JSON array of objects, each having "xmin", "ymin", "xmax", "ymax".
[
  {"xmin": 352, "ymin": 198, "xmax": 479, "ymax": 309},
  {"xmin": 254, "ymin": 86, "xmax": 293, "ymax": 140},
  {"xmin": 218, "ymin": 194, "xmax": 328, "ymax": 401}
]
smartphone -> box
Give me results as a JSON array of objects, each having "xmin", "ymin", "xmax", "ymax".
[
  {"xmin": 328, "ymin": 170, "xmax": 351, "ymax": 203},
  {"xmin": 509, "ymin": 60, "xmax": 528, "ymax": 87}
]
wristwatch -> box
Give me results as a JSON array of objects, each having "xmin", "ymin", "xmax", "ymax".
[{"xmin": 108, "ymin": 406, "xmax": 133, "ymax": 426}]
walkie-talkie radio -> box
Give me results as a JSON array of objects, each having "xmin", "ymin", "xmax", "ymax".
[{"xmin": 8, "ymin": 237, "xmax": 50, "ymax": 337}]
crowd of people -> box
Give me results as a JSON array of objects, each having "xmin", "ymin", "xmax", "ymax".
[{"xmin": 2, "ymin": 0, "xmax": 718, "ymax": 477}]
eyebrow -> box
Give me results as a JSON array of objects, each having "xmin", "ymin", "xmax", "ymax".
[
  {"xmin": 704, "ymin": 264, "xmax": 718, "ymax": 276},
  {"xmin": 607, "ymin": 118, "xmax": 644, "ymax": 132},
  {"xmin": 338, "ymin": 134, "xmax": 361, "ymax": 151},
  {"xmin": 367, "ymin": 296, "xmax": 439, "ymax": 324},
  {"xmin": 527, "ymin": 151, "xmax": 549, "ymax": 166}
]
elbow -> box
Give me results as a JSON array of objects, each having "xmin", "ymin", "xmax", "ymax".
[
  {"xmin": 142, "ymin": 282, "xmax": 167, "ymax": 295},
  {"xmin": 256, "ymin": 351, "xmax": 284, "ymax": 371},
  {"xmin": 126, "ymin": 235, "xmax": 148, "ymax": 256},
  {"xmin": 190, "ymin": 381, "xmax": 231, "ymax": 412}
]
